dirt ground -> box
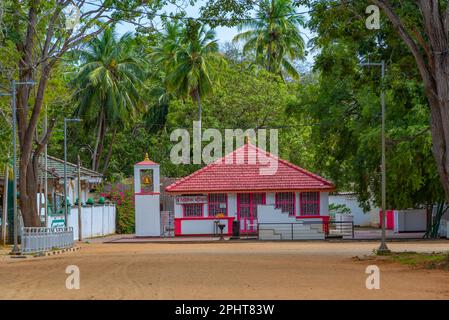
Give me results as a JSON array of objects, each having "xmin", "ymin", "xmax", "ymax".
[{"xmin": 1, "ymin": 241, "xmax": 449, "ymax": 300}]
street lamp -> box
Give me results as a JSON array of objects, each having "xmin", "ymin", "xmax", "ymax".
[
  {"xmin": 0, "ymin": 92, "xmax": 12, "ymax": 247},
  {"xmin": 76, "ymin": 146, "xmax": 92, "ymax": 242},
  {"xmin": 360, "ymin": 60, "xmax": 390, "ymax": 253},
  {"xmin": 2, "ymin": 80, "xmax": 35, "ymax": 254},
  {"xmin": 64, "ymin": 118, "xmax": 82, "ymax": 227}
]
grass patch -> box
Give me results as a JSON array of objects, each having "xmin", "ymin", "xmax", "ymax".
[
  {"xmin": 354, "ymin": 251, "xmax": 449, "ymax": 271},
  {"xmin": 390, "ymin": 252, "xmax": 449, "ymax": 270},
  {"xmin": 371, "ymin": 251, "xmax": 449, "ymax": 270}
]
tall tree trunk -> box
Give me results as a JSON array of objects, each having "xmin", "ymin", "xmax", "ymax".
[
  {"xmin": 196, "ymin": 90, "xmax": 202, "ymax": 136},
  {"xmin": 10, "ymin": 0, "xmax": 114, "ymax": 227},
  {"xmin": 94, "ymin": 115, "xmax": 107, "ymax": 172},
  {"xmin": 91, "ymin": 110, "xmax": 103, "ymax": 171},
  {"xmin": 266, "ymin": 0, "xmax": 275, "ymax": 72},
  {"xmin": 102, "ymin": 127, "xmax": 117, "ymax": 175},
  {"xmin": 373, "ymin": 0, "xmax": 449, "ymax": 203}
]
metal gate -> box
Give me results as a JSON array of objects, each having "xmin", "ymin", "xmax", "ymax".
[
  {"xmin": 21, "ymin": 227, "xmax": 74, "ymax": 254},
  {"xmin": 160, "ymin": 210, "xmax": 174, "ymax": 237}
]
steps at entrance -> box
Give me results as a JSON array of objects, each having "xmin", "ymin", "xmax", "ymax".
[
  {"xmin": 258, "ymin": 224, "xmax": 325, "ymax": 240},
  {"xmin": 256, "ymin": 205, "xmax": 326, "ymax": 240}
]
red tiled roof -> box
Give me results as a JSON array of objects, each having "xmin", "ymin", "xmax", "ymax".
[
  {"xmin": 166, "ymin": 143, "xmax": 334, "ymax": 194},
  {"xmin": 136, "ymin": 153, "xmax": 158, "ymax": 166},
  {"xmin": 136, "ymin": 159, "xmax": 158, "ymax": 166}
]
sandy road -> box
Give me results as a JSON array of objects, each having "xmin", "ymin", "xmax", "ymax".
[{"xmin": 0, "ymin": 241, "xmax": 448, "ymax": 299}]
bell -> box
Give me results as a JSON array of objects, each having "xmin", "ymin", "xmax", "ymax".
[{"xmin": 143, "ymin": 175, "xmax": 151, "ymax": 185}]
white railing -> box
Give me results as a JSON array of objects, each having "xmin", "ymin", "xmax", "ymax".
[{"xmin": 21, "ymin": 227, "xmax": 74, "ymax": 254}]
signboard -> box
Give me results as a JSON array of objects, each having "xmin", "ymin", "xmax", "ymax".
[
  {"xmin": 176, "ymin": 195, "xmax": 208, "ymax": 205},
  {"xmin": 51, "ymin": 219, "xmax": 65, "ymax": 229}
]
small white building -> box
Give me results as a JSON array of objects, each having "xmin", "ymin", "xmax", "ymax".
[
  {"xmin": 165, "ymin": 142, "xmax": 335, "ymax": 237},
  {"xmin": 329, "ymin": 192, "xmax": 380, "ymax": 227}
]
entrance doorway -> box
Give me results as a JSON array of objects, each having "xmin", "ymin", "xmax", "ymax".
[{"xmin": 237, "ymin": 193, "xmax": 266, "ymax": 233}]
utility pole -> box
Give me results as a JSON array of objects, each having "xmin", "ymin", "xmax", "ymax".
[
  {"xmin": 64, "ymin": 118, "xmax": 82, "ymax": 227},
  {"xmin": 11, "ymin": 80, "xmax": 18, "ymax": 254},
  {"xmin": 8, "ymin": 80, "xmax": 36, "ymax": 254},
  {"xmin": 77, "ymin": 154, "xmax": 82, "ymax": 241},
  {"xmin": 360, "ymin": 60, "xmax": 390, "ymax": 254},
  {"xmin": 1, "ymin": 159, "xmax": 8, "ymax": 245},
  {"xmin": 44, "ymin": 112, "xmax": 48, "ymax": 228},
  {"xmin": 0, "ymin": 88, "xmax": 12, "ymax": 246}
]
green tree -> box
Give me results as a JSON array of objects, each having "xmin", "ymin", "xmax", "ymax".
[
  {"xmin": 297, "ymin": 0, "xmax": 449, "ymax": 232},
  {"xmin": 151, "ymin": 20, "xmax": 225, "ymax": 135},
  {"xmin": 292, "ymin": 1, "xmax": 445, "ymax": 224},
  {"xmin": 233, "ymin": 0, "xmax": 305, "ymax": 80},
  {"xmin": 71, "ymin": 27, "xmax": 146, "ymax": 174},
  {"xmin": 0, "ymin": 0, "xmax": 161, "ymax": 227}
]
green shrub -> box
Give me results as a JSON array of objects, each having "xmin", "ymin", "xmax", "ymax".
[{"xmin": 103, "ymin": 186, "xmax": 135, "ymax": 234}]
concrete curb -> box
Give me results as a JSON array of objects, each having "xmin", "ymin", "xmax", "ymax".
[{"xmin": 35, "ymin": 246, "xmax": 81, "ymax": 257}]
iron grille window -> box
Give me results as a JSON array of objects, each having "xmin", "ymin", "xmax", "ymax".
[
  {"xmin": 183, "ymin": 203, "xmax": 203, "ymax": 217},
  {"xmin": 208, "ymin": 193, "xmax": 227, "ymax": 217},
  {"xmin": 300, "ymin": 192, "xmax": 320, "ymax": 216},
  {"xmin": 275, "ymin": 192, "xmax": 295, "ymax": 216}
]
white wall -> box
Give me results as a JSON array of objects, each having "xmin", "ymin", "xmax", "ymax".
[
  {"xmin": 266, "ymin": 193, "xmax": 275, "ymax": 206},
  {"xmin": 180, "ymin": 219, "xmax": 230, "ymax": 235},
  {"xmin": 135, "ymin": 194, "xmax": 160, "ymax": 236},
  {"xmin": 258, "ymin": 205, "xmax": 296, "ymax": 223},
  {"xmin": 320, "ymin": 192, "xmax": 329, "ymax": 216},
  {"xmin": 329, "ymin": 194, "xmax": 378, "ymax": 227},
  {"xmin": 295, "ymin": 192, "xmax": 300, "ymax": 216},
  {"xmin": 394, "ymin": 209, "xmax": 427, "ymax": 232},
  {"xmin": 174, "ymin": 201, "xmax": 183, "ymax": 218},
  {"xmin": 438, "ymin": 219, "xmax": 448, "ymax": 238},
  {"xmin": 47, "ymin": 204, "xmax": 116, "ymax": 240}
]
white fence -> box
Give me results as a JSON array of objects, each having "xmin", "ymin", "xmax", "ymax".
[
  {"xmin": 21, "ymin": 227, "xmax": 74, "ymax": 254},
  {"xmin": 439, "ymin": 219, "xmax": 448, "ymax": 238},
  {"xmin": 47, "ymin": 204, "xmax": 116, "ymax": 240}
]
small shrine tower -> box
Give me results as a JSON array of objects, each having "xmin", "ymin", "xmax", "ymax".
[{"xmin": 134, "ymin": 153, "xmax": 161, "ymax": 237}]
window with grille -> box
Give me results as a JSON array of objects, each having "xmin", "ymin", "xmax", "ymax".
[
  {"xmin": 300, "ymin": 192, "xmax": 320, "ymax": 216},
  {"xmin": 183, "ymin": 203, "xmax": 204, "ymax": 217},
  {"xmin": 275, "ymin": 192, "xmax": 295, "ymax": 216},
  {"xmin": 208, "ymin": 194, "xmax": 227, "ymax": 217}
]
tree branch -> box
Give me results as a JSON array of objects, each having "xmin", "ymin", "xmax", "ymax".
[
  {"xmin": 444, "ymin": 0, "xmax": 449, "ymax": 31},
  {"xmin": 33, "ymin": 117, "xmax": 57, "ymax": 157},
  {"xmin": 371, "ymin": 0, "xmax": 436, "ymax": 96}
]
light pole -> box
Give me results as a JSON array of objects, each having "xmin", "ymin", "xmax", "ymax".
[
  {"xmin": 360, "ymin": 60, "xmax": 390, "ymax": 253},
  {"xmin": 76, "ymin": 146, "xmax": 93, "ymax": 241},
  {"xmin": 2, "ymin": 80, "xmax": 35, "ymax": 254},
  {"xmin": 0, "ymin": 92, "xmax": 12, "ymax": 247},
  {"xmin": 64, "ymin": 118, "xmax": 82, "ymax": 227}
]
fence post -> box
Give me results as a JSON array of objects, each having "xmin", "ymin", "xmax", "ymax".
[
  {"xmin": 102, "ymin": 204, "xmax": 105, "ymax": 236},
  {"xmin": 352, "ymin": 221, "xmax": 354, "ymax": 239},
  {"xmin": 291, "ymin": 223, "xmax": 293, "ymax": 240},
  {"xmin": 91, "ymin": 205, "xmax": 93, "ymax": 238}
]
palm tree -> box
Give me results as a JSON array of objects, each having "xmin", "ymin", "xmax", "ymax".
[
  {"xmin": 233, "ymin": 0, "xmax": 305, "ymax": 80},
  {"xmin": 71, "ymin": 27, "xmax": 145, "ymax": 173},
  {"xmin": 151, "ymin": 20, "xmax": 225, "ymax": 135},
  {"xmin": 150, "ymin": 21, "xmax": 184, "ymax": 103}
]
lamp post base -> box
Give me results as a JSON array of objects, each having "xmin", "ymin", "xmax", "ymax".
[
  {"xmin": 377, "ymin": 243, "xmax": 391, "ymax": 255},
  {"xmin": 10, "ymin": 248, "xmax": 21, "ymax": 255}
]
